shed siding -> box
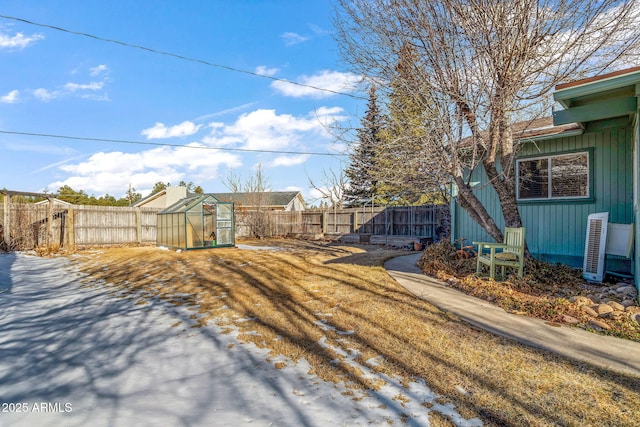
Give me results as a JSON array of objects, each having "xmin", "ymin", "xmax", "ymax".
[{"xmin": 453, "ymin": 126, "xmax": 633, "ymax": 266}]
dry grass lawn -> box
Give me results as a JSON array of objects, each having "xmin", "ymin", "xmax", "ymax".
[{"xmin": 71, "ymin": 239, "xmax": 640, "ymax": 426}]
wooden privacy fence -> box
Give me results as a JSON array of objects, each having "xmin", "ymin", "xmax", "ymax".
[
  {"xmin": 1, "ymin": 201, "xmax": 160, "ymax": 250},
  {"xmin": 71, "ymin": 205, "xmax": 159, "ymax": 246},
  {"xmin": 1, "ymin": 196, "xmax": 448, "ymax": 250},
  {"xmin": 267, "ymin": 205, "xmax": 449, "ymax": 240}
]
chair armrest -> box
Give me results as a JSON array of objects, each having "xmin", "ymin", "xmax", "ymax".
[
  {"xmin": 474, "ymin": 242, "xmax": 523, "ymax": 257},
  {"xmin": 473, "ymin": 241, "xmax": 508, "ymax": 250}
]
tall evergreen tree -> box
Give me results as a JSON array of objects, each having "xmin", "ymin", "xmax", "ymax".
[
  {"xmin": 149, "ymin": 182, "xmax": 169, "ymax": 196},
  {"xmin": 376, "ymin": 44, "xmax": 445, "ymax": 205},
  {"xmin": 345, "ymin": 85, "xmax": 384, "ymax": 207}
]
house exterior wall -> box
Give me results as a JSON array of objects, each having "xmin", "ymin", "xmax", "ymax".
[
  {"xmin": 452, "ymin": 125, "xmax": 634, "ymax": 268},
  {"xmin": 137, "ymin": 195, "xmax": 166, "ymax": 209},
  {"xmin": 286, "ymin": 195, "xmax": 306, "ymax": 211},
  {"xmin": 634, "ymin": 104, "xmax": 640, "ymax": 291},
  {"xmin": 136, "ymin": 187, "xmax": 189, "ymax": 209}
]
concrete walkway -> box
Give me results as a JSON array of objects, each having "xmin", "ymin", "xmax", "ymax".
[{"xmin": 385, "ymin": 253, "xmax": 640, "ymax": 377}]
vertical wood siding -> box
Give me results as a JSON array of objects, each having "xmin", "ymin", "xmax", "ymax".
[
  {"xmin": 267, "ymin": 206, "xmax": 449, "ymax": 238},
  {"xmin": 453, "ymin": 126, "xmax": 633, "ymax": 265}
]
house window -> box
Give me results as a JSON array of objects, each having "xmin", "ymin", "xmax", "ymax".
[{"xmin": 517, "ymin": 151, "xmax": 590, "ymax": 200}]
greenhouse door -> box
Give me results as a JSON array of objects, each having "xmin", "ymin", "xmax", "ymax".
[{"xmin": 216, "ymin": 203, "xmax": 234, "ymax": 246}]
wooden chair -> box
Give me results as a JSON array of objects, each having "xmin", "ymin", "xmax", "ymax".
[{"xmin": 473, "ymin": 227, "xmax": 525, "ymax": 280}]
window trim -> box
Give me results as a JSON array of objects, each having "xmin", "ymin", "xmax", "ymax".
[{"xmin": 516, "ymin": 148, "xmax": 594, "ymax": 203}]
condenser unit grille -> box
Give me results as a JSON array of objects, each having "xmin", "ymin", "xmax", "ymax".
[
  {"xmin": 584, "ymin": 219, "xmax": 602, "ymax": 273},
  {"xmin": 583, "ymin": 212, "xmax": 609, "ymax": 282}
]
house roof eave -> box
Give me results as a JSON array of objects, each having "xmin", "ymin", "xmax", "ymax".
[
  {"xmin": 554, "ymin": 67, "xmax": 640, "ymax": 104},
  {"xmin": 133, "ymin": 190, "xmax": 166, "ymax": 207}
]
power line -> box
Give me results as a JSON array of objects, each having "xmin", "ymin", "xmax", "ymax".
[
  {"xmin": 0, "ymin": 14, "xmax": 367, "ymax": 101},
  {"xmin": 0, "ymin": 130, "xmax": 348, "ymax": 157}
]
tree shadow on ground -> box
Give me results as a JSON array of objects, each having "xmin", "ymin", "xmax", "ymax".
[
  {"xmin": 0, "ymin": 252, "xmax": 16, "ymax": 293},
  {"xmin": 0, "ymin": 253, "xmax": 335, "ymax": 427},
  {"xmin": 49, "ymin": 243, "xmax": 640, "ymax": 426}
]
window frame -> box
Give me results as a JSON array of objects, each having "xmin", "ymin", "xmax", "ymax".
[{"xmin": 516, "ymin": 148, "xmax": 594, "ymax": 203}]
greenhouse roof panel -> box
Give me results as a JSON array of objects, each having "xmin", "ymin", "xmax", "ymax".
[{"xmin": 159, "ymin": 194, "xmax": 221, "ymax": 214}]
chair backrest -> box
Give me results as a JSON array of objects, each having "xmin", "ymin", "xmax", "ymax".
[{"xmin": 504, "ymin": 227, "xmax": 525, "ymax": 254}]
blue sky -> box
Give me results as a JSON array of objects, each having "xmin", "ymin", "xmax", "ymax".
[{"xmin": 0, "ymin": 1, "xmax": 365, "ymax": 204}]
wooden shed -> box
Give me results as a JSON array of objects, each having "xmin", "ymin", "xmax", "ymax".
[{"xmin": 157, "ymin": 194, "xmax": 234, "ymax": 250}]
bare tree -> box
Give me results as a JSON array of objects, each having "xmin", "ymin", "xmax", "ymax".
[
  {"xmin": 222, "ymin": 163, "xmax": 273, "ymax": 238},
  {"xmin": 222, "ymin": 164, "xmax": 270, "ymax": 194},
  {"xmin": 334, "ymin": 0, "xmax": 640, "ymax": 241},
  {"xmin": 308, "ymin": 165, "xmax": 349, "ymax": 208}
]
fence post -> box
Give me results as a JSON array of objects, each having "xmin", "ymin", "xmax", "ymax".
[
  {"xmin": 353, "ymin": 211, "xmax": 358, "ymax": 233},
  {"xmin": 136, "ymin": 207, "xmax": 142, "ymax": 244},
  {"xmin": 67, "ymin": 207, "xmax": 75, "ymax": 250},
  {"xmin": 3, "ymin": 193, "xmax": 10, "ymax": 247},
  {"xmin": 47, "ymin": 198, "xmax": 54, "ymax": 246}
]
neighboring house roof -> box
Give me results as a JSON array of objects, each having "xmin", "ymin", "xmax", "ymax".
[
  {"xmin": 211, "ymin": 191, "xmax": 306, "ymax": 210},
  {"xmin": 511, "ymin": 117, "xmax": 583, "ymax": 141},
  {"xmin": 133, "ymin": 191, "xmax": 166, "ymax": 207},
  {"xmin": 459, "ymin": 116, "xmax": 583, "ymax": 147},
  {"xmin": 34, "ymin": 198, "xmax": 74, "ymax": 207},
  {"xmin": 133, "ymin": 186, "xmax": 193, "ymax": 208},
  {"xmin": 136, "ymin": 189, "xmax": 306, "ymax": 211}
]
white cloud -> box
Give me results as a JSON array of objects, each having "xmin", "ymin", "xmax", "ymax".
[
  {"xmin": 281, "ymin": 32, "xmax": 308, "ymax": 46},
  {"xmin": 33, "ymin": 88, "xmax": 56, "ymax": 102},
  {"xmin": 255, "ymin": 65, "xmax": 279, "ymax": 76},
  {"xmin": 141, "ymin": 121, "xmax": 202, "ymax": 139},
  {"xmin": 267, "ymin": 154, "xmax": 310, "ymax": 167},
  {"xmin": 218, "ymin": 109, "xmax": 327, "ymax": 151},
  {"xmin": 200, "ymin": 107, "xmax": 346, "ymax": 153},
  {"xmin": 34, "ymin": 83, "xmax": 108, "ymax": 102},
  {"xmin": 0, "ymin": 89, "xmax": 19, "ymax": 103},
  {"xmin": 0, "ymin": 31, "xmax": 44, "ymax": 50},
  {"xmin": 51, "ymin": 145, "xmax": 242, "ymax": 196},
  {"xmin": 30, "ymin": 65, "xmax": 110, "ymax": 102},
  {"xmin": 65, "ymin": 81, "xmax": 105, "ymax": 91},
  {"xmin": 271, "ymin": 70, "xmax": 363, "ymax": 99},
  {"xmin": 90, "ymin": 64, "xmax": 108, "ymax": 76},
  {"xmin": 307, "ymin": 186, "xmax": 343, "ymax": 205},
  {"xmin": 314, "ymin": 106, "xmax": 347, "ymax": 121},
  {"xmin": 49, "ymin": 106, "xmax": 347, "ymax": 196},
  {"xmin": 308, "ymin": 24, "xmax": 329, "ymax": 36}
]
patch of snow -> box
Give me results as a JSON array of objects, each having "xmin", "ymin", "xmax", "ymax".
[
  {"xmin": 235, "ymin": 244, "xmax": 288, "ymax": 252},
  {"xmin": 365, "ymin": 356, "xmax": 384, "ymax": 367},
  {"xmin": 236, "ymin": 317, "xmax": 257, "ymax": 323}
]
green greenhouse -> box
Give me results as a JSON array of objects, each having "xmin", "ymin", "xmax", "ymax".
[{"xmin": 157, "ymin": 194, "xmax": 235, "ymax": 249}]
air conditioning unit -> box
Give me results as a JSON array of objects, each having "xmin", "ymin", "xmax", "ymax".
[
  {"xmin": 605, "ymin": 223, "xmax": 634, "ymax": 257},
  {"xmin": 583, "ymin": 212, "xmax": 609, "ymax": 282}
]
